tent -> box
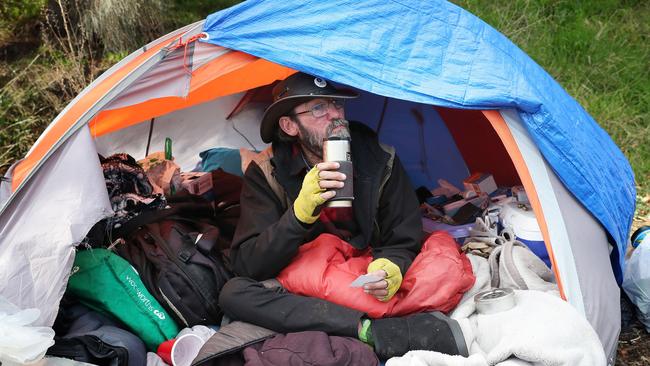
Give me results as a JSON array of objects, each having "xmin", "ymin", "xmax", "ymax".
[{"xmin": 0, "ymin": 0, "xmax": 635, "ymax": 363}]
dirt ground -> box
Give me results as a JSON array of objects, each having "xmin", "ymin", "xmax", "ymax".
[
  {"xmin": 618, "ymin": 323, "xmax": 650, "ymax": 365},
  {"xmin": 617, "ymin": 299, "xmax": 650, "ymax": 366}
]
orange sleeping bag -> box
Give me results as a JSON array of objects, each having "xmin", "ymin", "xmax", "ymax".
[{"xmin": 277, "ymin": 231, "xmax": 475, "ymax": 318}]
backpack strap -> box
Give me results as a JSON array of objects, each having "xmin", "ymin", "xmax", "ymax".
[
  {"xmin": 251, "ymin": 147, "xmax": 290, "ymax": 210},
  {"xmin": 113, "ymin": 199, "xmax": 214, "ymax": 239}
]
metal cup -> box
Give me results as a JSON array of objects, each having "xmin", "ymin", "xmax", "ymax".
[
  {"xmin": 474, "ymin": 288, "xmax": 516, "ymax": 314},
  {"xmin": 323, "ymin": 137, "xmax": 353, "ymax": 207}
]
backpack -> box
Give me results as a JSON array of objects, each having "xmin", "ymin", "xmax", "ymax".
[
  {"xmin": 114, "ymin": 210, "xmax": 233, "ymax": 328},
  {"xmin": 103, "ymin": 188, "xmax": 236, "ymax": 327}
]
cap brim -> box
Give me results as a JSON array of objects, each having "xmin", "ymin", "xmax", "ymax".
[{"xmin": 259, "ymin": 90, "xmax": 358, "ymax": 143}]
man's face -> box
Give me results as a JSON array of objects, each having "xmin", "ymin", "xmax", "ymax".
[{"xmin": 291, "ymin": 98, "xmax": 350, "ymax": 157}]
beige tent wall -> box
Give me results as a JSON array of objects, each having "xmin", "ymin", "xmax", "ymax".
[{"xmin": 95, "ymin": 94, "xmax": 268, "ymax": 170}]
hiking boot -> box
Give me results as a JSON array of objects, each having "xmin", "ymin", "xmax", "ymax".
[{"xmin": 371, "ymin": 311, "xmax": 468, "ymax": 360}]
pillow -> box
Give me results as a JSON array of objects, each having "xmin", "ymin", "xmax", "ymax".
[{"xmin": 199, "ymin": 147, "xmax": 243, "ymax": 176}]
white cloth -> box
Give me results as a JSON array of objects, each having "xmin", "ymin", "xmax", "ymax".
[
  {"xmin": 387, "ymin": 254, "xmax": 606, "ymax": 366},
  {"xmin": 476, "ymin": 290, "xmax": 605, "ymax": 365},
  {"xmin": 387, "ymin": 352, "xmax": 488, "ymax": 366},
  {"xmin": 0, "ymin": 296, "xmax": 55, "ymax": 365},
  {"xmin": 146, "ymin": 352, "xmax": 168, "ymax": 366}
]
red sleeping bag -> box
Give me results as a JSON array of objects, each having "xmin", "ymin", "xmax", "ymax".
[{"xmin": 277, "ymin": 231, "xmax": 475, "ymax": 318}]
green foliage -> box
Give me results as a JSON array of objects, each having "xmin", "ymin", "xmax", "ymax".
[
  {"xmin": 0, "ymin": 0, "xmax": 243, "ymax": 175},
  {"xmin": 0, "ymin": 0, "xmax": 45, "ymax": 25},
  {"xmin": 104, "ymin": 51, "xmax": 130, "ymax": 65},
  {"xmin": 0, "ymin": 0, "xmax": 46, "ymax": 46},
  {"xmin": 164, "ymin": 0, "xmax": 243, "ymax": 27}
]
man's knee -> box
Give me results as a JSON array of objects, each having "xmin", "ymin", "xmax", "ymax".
[
  {"xmin": 219, "ymin": 276, "xmax": 258, "ymax": 311},
  {"xmin": 219, "ymin": 277, "xmax": 257, "ymax": 308}
]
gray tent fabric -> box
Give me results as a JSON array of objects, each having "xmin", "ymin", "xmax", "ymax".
[
  {"xmin": 547, "ymin": 159, "xmax": 620, "ymax": 364},
  {"xmin": 0, "ymin": 126, "xmax": 112, "ymax": 326}
]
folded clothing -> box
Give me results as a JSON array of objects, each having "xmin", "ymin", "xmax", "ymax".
[
  {"xmin": 244, "ymin": 331, "xmax": 378, "ymax": 366},
  {"xmin": 48, "ymin": 304, "xmax": 147, "ymax": 366},
  {"xmin": 277, "ymin": 232, "xmax": 475, "ymax": 318}
]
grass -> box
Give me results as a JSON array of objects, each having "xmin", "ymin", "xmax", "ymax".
[{"xmin": 451, "ymin": 0, "xmax": 650, "ymax": 227}]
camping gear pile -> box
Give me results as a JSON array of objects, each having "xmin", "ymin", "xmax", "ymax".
[
  {"xmin": 43, "ymin": 149, "xmax": 241, "ymax": 365},
  {"xmin": 381, "ymin": 215, "xmax": 606, "ymax": 365},
  {"xmin": 418, "ymin": 177, "xmax": 550, "ymax": 266},
  {"xmin": 0, "ymin": 0, "xmax": 636, "ymax": 365}
]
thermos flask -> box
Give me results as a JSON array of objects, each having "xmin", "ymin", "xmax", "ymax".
[{"xmin": 323, "ymin": 136, "xmax": 354, "ymax": 207}]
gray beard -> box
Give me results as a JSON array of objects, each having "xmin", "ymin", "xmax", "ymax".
[{"xmin": 298, "ymin": 118, "xmax": 350, "ymax": 159}]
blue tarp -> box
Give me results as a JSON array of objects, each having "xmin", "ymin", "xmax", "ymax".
[{"xmin": 202, "ymin": 0, "xmax": 635, "ymax": 280}]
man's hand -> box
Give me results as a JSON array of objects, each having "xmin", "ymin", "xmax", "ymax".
[
  {"xmin": 365, "ymin": 258, "xmax": 403, "ymax": 302},
  {"xmin": 293, "ymin": 162, "xmax": 347, "ymax": 224},
  {"xmin": 363, "ymin": 269, "xmax": 389, "ymax": 300}
]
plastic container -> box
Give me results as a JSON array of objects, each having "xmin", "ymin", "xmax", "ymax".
[
  {"xmin": 623, "ymin": 226, "xmax": 650, "ymax": 333},
  {"xmin": 421, "ymin": 218, "xmax": 473, "ymax": 244},
  {"xmin": 499, "ymin": 202, "xmax": 551, "ymax": 268},
  {"xmin": 157, "ymin": 333, "xmax": 204, "ymax": 366},
  {"xmin": 632, "ymin": 226, "xmax": 650, "ymax": 249},
  {"xmin": 474, "ymin": 288, "xmax": 515, "ymax": 314}
]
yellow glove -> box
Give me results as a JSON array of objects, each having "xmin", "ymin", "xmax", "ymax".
[
  {"xmin": 367, "ymin": 258, "xmax": 403, "ymax": 302},
  {"xmin": 294, "ymin": 166, "xmax": 327, "ymax": 224}
]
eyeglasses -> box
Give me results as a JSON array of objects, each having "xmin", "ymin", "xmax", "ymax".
[{"xmin": 291, "ymin": 99, "xmax": 345, "ymax": 118}]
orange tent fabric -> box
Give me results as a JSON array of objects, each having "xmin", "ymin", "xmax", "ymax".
[{"xmin": 12, "ymin": 41, "xmax": 294, "ymax": 191}]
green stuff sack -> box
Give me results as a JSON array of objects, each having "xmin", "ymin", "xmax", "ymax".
[{"xmin": 67, "ymin": 248, "xmax": 179, "ymax": 350}]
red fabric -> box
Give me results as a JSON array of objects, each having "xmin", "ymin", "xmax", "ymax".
[{"xmin": 277, "ymin": 232, "xmax": 475, "ymax": 318}]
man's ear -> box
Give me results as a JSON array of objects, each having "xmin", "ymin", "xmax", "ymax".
[{"xmin": 279, "ymin": 116, "xmax": 299, "ymax": 137}]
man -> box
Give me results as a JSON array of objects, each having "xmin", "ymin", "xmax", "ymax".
[{"xmin": 219, "ymin": 72, "xmax": 468, "ymax": 359}]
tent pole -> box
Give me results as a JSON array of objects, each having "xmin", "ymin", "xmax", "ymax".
[
  {"xmin": 145, "ymin": 118, "xmax": 155, "ymax": 157},
  {"xmin": 375, "ymin": 97, "xmax": 389, "ymax": 135}
]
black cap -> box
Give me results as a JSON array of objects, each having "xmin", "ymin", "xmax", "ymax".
[{"xmin": 259, "ymin": 72, "xmax": 358, "ymax": 143}]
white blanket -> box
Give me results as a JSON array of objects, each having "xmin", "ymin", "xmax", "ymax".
[{"xmin": 387, "ymin": 255, "xmax": 606, "ymax": 366}]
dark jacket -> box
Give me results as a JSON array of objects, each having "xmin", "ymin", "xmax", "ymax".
[{"xmin": 230, "ymin": 122, "xmax": 422, "ymax": 280}]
